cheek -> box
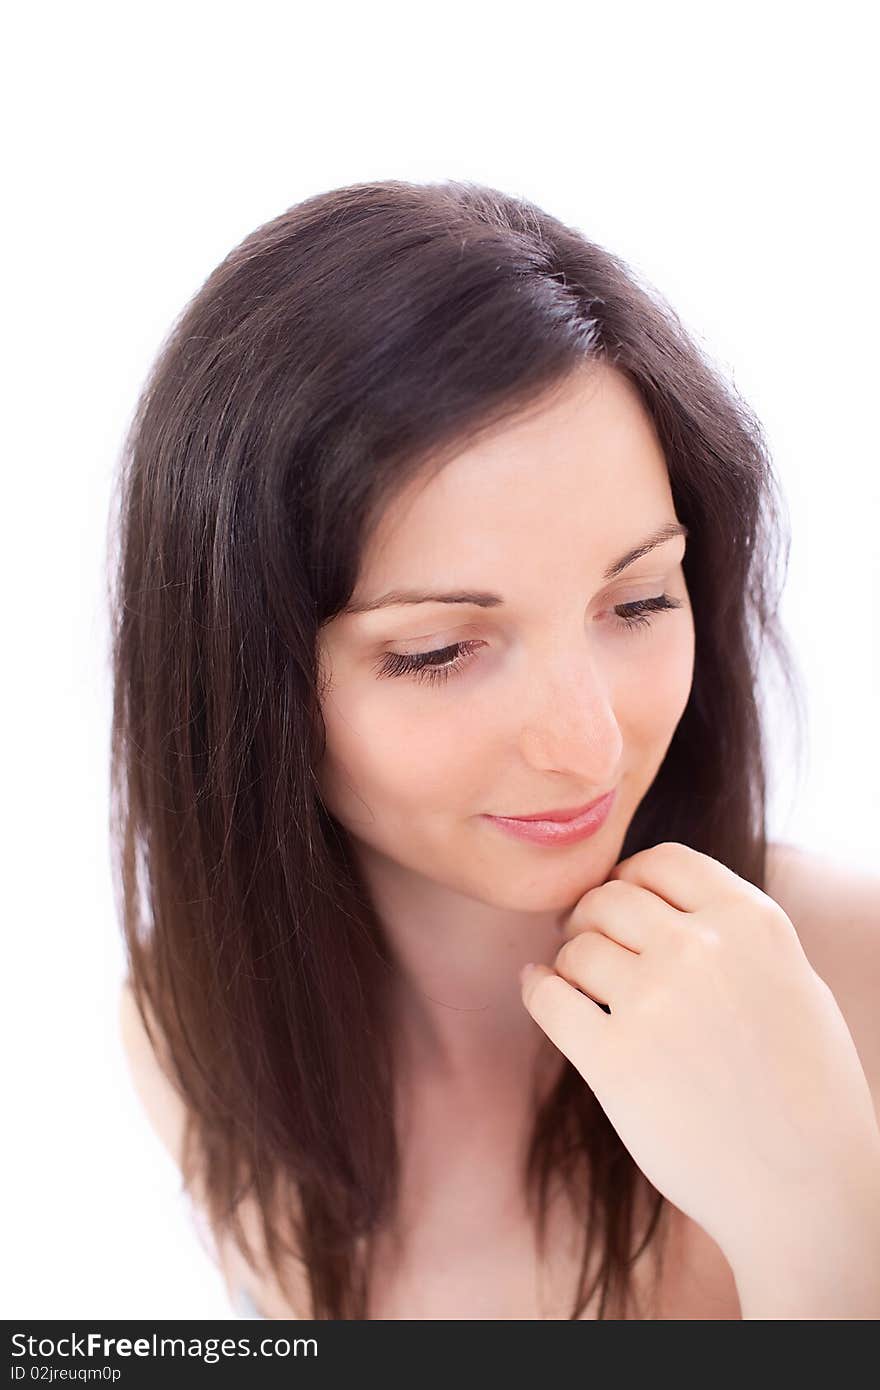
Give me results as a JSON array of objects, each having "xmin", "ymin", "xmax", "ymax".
[
  {"xmin": 317, "ymin": 683, "xmax": 477, "ymax": 822},
  {"xmin": 622, "ymin": 618, "xmax": 696, "ymax": 748}
]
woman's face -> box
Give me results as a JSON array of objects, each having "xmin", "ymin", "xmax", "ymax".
[{"xmin": 316, "ymin": 362, "xmax": 695, "ymax": 913}]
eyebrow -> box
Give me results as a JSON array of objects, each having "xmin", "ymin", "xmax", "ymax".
[{"xmin": 342, "ymin": 521, "xmax": 689, "ymax": 615}]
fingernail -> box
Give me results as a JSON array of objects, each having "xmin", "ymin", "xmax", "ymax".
[{"xmin": 519, "ymin": 962, "xmax": 537, "ymax": 987}]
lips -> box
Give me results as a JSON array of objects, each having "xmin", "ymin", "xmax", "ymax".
[
  {"xmin": 483, "ymin": 789, "xmax": 616, "ymax": 846},
  {"xmin": 501, "ymin": 792, "xmax": 613, "ymax": 822}
]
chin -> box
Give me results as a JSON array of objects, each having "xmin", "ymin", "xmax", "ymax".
[{"xmin": 477, "ymin": 858, "xmax": 620, "ymax": 915}]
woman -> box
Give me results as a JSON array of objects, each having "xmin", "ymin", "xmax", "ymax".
[{"xmin": 111, "ymin": 178, "xmax": 880, "ymax": 1320}]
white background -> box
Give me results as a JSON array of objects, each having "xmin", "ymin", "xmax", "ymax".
[{"xmin": 3, "ymin": 0, "xmax": 877, "ymax": 1320}]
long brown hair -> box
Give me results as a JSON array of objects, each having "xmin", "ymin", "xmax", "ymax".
[{"xmin": 107, "ymin": 178, "xmax": 806, "ymax": 1318}]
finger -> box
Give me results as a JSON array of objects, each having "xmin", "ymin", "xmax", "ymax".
[
  {"xmin": 560, "ymin": 877, "xmax": 678, "ymax": 951},
  {"xmin": 609, "ymin": 841, "xmax": 749, "ymax": 913},
  {"xmin": 520, "ymin": 965, "xmax": 611, "ymax": 1070},
  {"xmin": 554, "ymin": 929, "xmax": 638, "ymax": 1012}
]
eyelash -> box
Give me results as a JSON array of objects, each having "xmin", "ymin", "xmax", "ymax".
[{"xmin": 374, "ymin": 593, "xmax": 684, "ymax": 686}]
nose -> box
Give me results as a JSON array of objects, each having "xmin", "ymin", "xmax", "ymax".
[{"xmin": 516, "ymin": 639, "xmax": 623, "ymax": 779}]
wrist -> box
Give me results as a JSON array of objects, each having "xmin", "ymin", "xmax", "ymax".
[{"xmin": 729, "ymin": 1154, "xmax": 880, "ymax": 1319}]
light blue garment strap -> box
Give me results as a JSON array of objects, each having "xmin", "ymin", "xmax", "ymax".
[{"xmin": 235, "ymin": 1285, "xmax": 268, "ymax": 1319}]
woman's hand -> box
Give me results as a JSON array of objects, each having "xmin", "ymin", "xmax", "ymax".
[{"xmin": 519, "ymin": 842, "xmax": 880, "ymax": 1275}]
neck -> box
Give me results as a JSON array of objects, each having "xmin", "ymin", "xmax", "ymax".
[{"xmin": 350, "ymin": 839, "xmax": 576, "ymax": 1100}]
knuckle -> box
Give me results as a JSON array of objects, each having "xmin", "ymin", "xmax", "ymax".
[
  {"xmin": 556, "ymin": 932, "xmax": 591, "ymax": 972},
  {"xmin": 599, "ymin": 877, "xmax": 632, "ymax": 900},
  {"xmin": 692, "ymin": 919, "xmax": 723, "ymax": 950},
  {"xmin": 746, "ymin": 892, "xmax": 793, "ymax": 936},
  {"xmin": 667, "ymin": 916, "xmax": 722, "ymax": 967},
  {"xmin": 613, "ymin": 841, "xmax": 691, "ymax": 878},
  {"xmin": 764, "ymin": 898, "xmax": 794, "ymax": 930},
  {"xmin": 651, "ymin": 840, "xmax": 689, "ymax": 860},
  {"xmin": 564, "ymin": 881, "xmax": 619, "ymax": 933}
]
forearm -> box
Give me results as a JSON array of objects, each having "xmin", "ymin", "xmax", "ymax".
[{"xmin": 730, "ymin": 1159, "xmax": 880, "ymax": 1319}]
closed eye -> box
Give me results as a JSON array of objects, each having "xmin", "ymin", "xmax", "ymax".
[{"xmin": 372, "ymin": 593, "xmax": 683, "ymax": 686}]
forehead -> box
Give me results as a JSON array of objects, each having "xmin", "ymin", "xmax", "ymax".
[{"xmin": 357, "ymin": 363, "xmax": 674, "ymax": 585}]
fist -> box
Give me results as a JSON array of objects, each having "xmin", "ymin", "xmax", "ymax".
[{"xmin": 519, "ymin": 842, "xmax": 880, "ymax": 1267}]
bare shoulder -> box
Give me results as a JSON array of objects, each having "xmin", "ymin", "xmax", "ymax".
[
  {"xmin": 764, "ymin": 840, "xmax": 880, "ymax": 1101},
  {"xmin": 119, "ymin": 979, "xmax": 189, "ymax": 1170},
  {"xmin": 118, "ymin": 979, "xmax": 309, "ymax": 1319}
]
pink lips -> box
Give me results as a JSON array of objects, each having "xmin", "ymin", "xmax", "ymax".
[
  {"xmin": 504, "ymin": 795, "xmax": 612, "ymax": 822},
  {"xmin": 483, "ymin": 789, "xmax": 616, "ymax": 846}
]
